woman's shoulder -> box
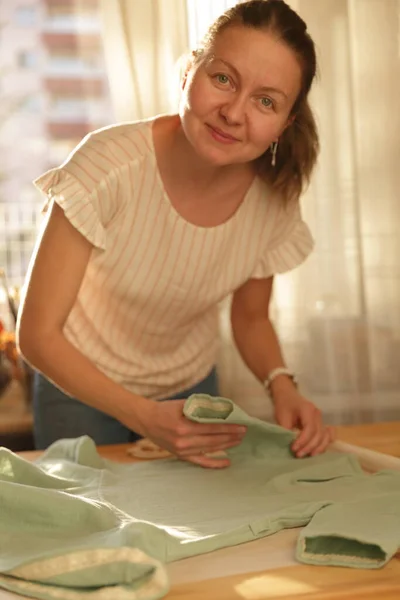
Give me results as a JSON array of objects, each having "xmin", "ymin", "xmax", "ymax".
[
  {"xmin": 67, "ymin": 118, "xmax": 155, "ymax": 170},
  {"xmin": 35, "ymin": 118, "xmax": 157, "ymax": 198}
]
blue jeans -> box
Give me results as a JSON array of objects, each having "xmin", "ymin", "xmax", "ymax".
[{"xmin": 32, "ymin": 369, "xmax": 219, "ymax": 450}]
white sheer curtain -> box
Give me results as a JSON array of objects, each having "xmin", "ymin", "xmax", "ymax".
[
  {"xmin": 100, "ymin": 0, "xmax": 400, "ymax": 425},
  {"xmin": 100, "ymin": 0, "xmax": 189, "ymax": 120}
]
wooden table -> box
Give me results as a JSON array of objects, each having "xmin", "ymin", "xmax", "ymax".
[{"xmin": 7, "ymin": 421, "xmax": 400, "ymax": 600}]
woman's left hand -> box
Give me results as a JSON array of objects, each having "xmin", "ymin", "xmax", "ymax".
[{"xmin": 273, "ymin": 388, "xmax": 335, "ymax": 458}]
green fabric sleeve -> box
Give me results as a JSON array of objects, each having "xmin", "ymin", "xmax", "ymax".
[
  {"xmin": 297, "ymin": 494, "xmax": 400, "ymax": 568},
  {"xmin": 183, "ymin": 393, "xmax": 296, "ymax": 458}
]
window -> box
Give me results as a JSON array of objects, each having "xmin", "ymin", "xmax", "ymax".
[
  {"xmin": 15, "ymin": 5, "xmax": 37, "ymax": 27},
  {"xmin": 21, "ymin": 95, "xmax": 41, "ymax": 112},
  {"xmin": 0, "ymin": 0, "xmax": 114, "ymax": 300},
  {"xmin": 47, "ymin": 54, "xmax": 102, "ymax": 75},
  {"xmin": 17, "ymin": 50, "xmax": 38, "ymax": 69}
]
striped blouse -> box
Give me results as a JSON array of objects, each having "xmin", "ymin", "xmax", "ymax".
[{"xmin": 33, "ymin": 117, "xmax": 314, "ymax": 400}]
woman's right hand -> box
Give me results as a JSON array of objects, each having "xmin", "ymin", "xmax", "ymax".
[{"xmin": 132, "ymin": 399, "xmax": 247, "ymax": 469}]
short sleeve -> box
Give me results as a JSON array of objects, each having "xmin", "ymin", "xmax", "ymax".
[
  {"xmin": 251, "ymin": 201, "xmax": 314, "ymax": 279},
  {"xmin": 33, "ymin": 167, "xmax": 111, "ymax": 250}
]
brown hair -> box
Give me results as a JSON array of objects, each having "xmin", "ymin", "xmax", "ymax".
[{"xmin": 194, "ymin": 0, "xmax": 319, "ymax": 203}]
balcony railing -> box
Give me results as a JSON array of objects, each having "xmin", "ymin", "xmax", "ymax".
[
  {"xmin": 42, "ymin": 16, "xmax": 102, "ymax": 34},
  {"xmin": 44, "ymin": 63, "xmax": 104, "ymax": 78}
]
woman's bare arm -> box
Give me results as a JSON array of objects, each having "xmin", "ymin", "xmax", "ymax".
[
  {"xmin": 17, "ymin": 202, "xmax": 150, "ymax": 432},
  {"xmin": 231, "ymin": 277, "xmax": 333, "ymax": 457}
]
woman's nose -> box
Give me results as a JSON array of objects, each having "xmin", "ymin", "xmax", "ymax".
[{"xmin": 219, "ymin": 94, "xmax": 246, "ymax": 126}]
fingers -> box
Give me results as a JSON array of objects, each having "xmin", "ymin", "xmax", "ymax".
[
  {"xmin": 151, "ymin": 401, "xmax": 248, "ymax": 460},
  {"xmin": 291, "ymin": 404, "xmax": 331, "ymax": 458},
  {"xmin": 177, "ymin": 436, "xmax": 247, "ymax": 469},
  {"xmin": 185, "ymin": 454, "xmax": 231, "ymax": 469},
  {"xmin": 173, "ymin": 432, "xmax": 245, "ymax": 457},
  {"xmin": 292, "ymin": 419, "xmax": 336, "ymax": 458},
  {"xmin": 182, "ymin": 422, "xmax": 247, "ymax": 437},
  {"xmin": 166, "ymin": 415, "xmax": 247, "ymax": 458},
  {"xmin": 180, "ymin": 437, "xmax": 245, "ymax": 458},
  {"xmin": 309, "ymin": 428, "xmax": 333, "ymax": 457},
  {"xmin": 291, "ymin": 407, "xmax": 319, "ymax": 454}
]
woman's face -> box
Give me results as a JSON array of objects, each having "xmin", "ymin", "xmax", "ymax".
[{"xmin": 179, "ymin": 25, "xmax": 303, "ymax": 167}]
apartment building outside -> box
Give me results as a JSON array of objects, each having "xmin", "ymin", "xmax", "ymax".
[{"xmin": 0, "ymin": 0, "xmax": 114, "ymax": 327}]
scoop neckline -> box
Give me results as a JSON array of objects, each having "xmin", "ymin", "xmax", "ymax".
[{"xmin": 146, "ymin": 116, "xmax": 259, "ymax": 232}]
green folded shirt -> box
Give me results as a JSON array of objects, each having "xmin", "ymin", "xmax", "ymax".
[{"xmin": 0, "ymin": 393, "xmax": 399, "ymax": 600}]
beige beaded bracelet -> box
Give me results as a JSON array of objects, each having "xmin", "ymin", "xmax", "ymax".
[{"xmin": 263, "ymin": 367, "xmax": 298, "ymax": 395}]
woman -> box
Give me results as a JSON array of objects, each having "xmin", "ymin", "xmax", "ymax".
[{"xmin": 18, "ymin": 0, "xmax": 334, "ymax": 467}]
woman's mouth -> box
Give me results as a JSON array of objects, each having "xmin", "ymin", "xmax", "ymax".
[{"xmin": 206, "ymin": 124, "xmax": 239, "ymax": 144}]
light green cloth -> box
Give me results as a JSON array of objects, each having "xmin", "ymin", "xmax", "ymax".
[{"xmin": 1, "ymin": 394, "xmax": 400, "ymax": 600}]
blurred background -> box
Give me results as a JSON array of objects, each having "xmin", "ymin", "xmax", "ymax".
[{"xmin": 0, "ymin": 0, "xmax": 399, "ymax": 450}]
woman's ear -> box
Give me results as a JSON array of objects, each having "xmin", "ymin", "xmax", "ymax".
[
  {"xmin": 284, "ymin": 114, "xmax": 296, "ymax": 130},
  {"xmin": 181, "ymin": 68, "xmax": 191, "ymax": 90},
  {"xmin": 180, "ymin": 50, "xmax": 199, "ymax": 90}
]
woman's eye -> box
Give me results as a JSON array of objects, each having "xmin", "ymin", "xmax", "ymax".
[
  {"xmin": 260, "ymin": 97, "xmax": 273, "ymax": 108},
  {"xmin": 216, "ymin": 74, "xmax": 229, "ymax": 85}
]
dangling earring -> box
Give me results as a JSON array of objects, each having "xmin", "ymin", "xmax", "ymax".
[{"xmin": 270, "ymin": 141, "xmax": 278, "ymax": 167}]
